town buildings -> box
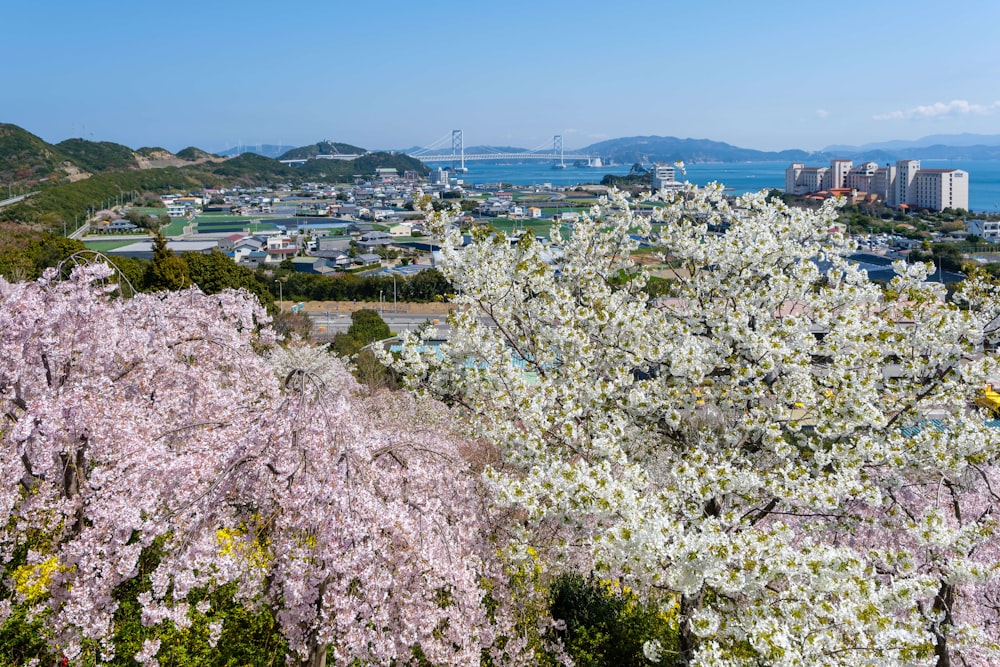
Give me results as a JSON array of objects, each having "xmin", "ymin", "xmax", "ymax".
[
  {"xmin": 785, "ymin": 159, "xmax": 968, "ymax": 211},
  {"xmin": 651, "ymin": 163, "xmax": 682, "ymax": 191},
  {"xmin": 968, "ymin": 218, "xmax": 1000, "ymax": 243}
]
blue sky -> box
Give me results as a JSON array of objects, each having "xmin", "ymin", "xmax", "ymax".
[{"xmin": 4, "ymin": 0, "xmax": 999, "ymax": 153}]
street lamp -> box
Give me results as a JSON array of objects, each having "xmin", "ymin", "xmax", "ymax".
[
  {"xmin": 392, "ymin": 273, "xmax": 397, "ymax": 313},
  {"xmin": 274, "ymin": 280, "xmax": 283, "ymax": 311}
]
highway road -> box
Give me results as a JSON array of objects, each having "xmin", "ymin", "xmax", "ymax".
[
  {"xmin": 0, "ymin": 192, "xmax": 37, "ymax": 208},
  {"xmin": 307, "ymin": 310, "xmax": 450, "ymax": 339}
]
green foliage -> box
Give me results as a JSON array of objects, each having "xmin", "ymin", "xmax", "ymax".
[
  {"xmin": 55, "ymin": 138, "xmax": 139, "ymax": 173},
  {"xmin": 547, "ymin": 574, "xmax": 677, "ymax": 667},
  {"xmin": 296, "ymin": 152, "xmax": 430, "ymax": 182},
  {"xmin": 135, "ymin": 147, "xmax": 170, "ymax": 157},
  {"xmin": 909, "ymin": 242, "xmax": 967, "ymax": 273},
  {"xmin": 267, "ymin": 269, "xmax": 450, "ymax": 304},
  {"xmin": 330, "ymin": 310, "xmax": 396, "ymax": 388},
  {"xmin": 1, "ymin": 167, "xmax": 206, "ymax": 230},
  {"xmin": 0, "ymin": 229, "xmax": 85, "ymax": 281},
  {"xmin": 108, "ymin": 546, "xmax": 287, "ymax": 667},
  {"xmin": 0, "ymin": 603, "xmax": 55, "ymax": 666},
  {"xmin": 103, "ymin": 254, "xmax": 147, "ymax": 291},
  {"xmin": 601, "ymin": 173, "xmax": 651, "ymax": 188},
  {"xmin": 645, "ymin": 275, "xmax": 674, "ymax": 298},
  {"xmin": 125, "ymin": 209, "xmax": 164, "ymax": 231},
  {"xmin": 206, "ymin": 153, "xmax": 295, "ymax": 185},
  {"xmin": 0, "ymin": 516, "xmax": 286, "ymax": 667},
  {"xmin": 0, "ymin": 541, "xmax": 57, "ymax": 667},
  {"xmin": 136, "ymin": 195, "xmax": 166, "ymax": 208},
  {"xmin": 401, "ymin": 268, "xmax": 452, "ymax": 301},
  {"xmin": 277, "ymin": 141, "xmax": 366, "ymax": 161},
  {"xmin": 143, "ymin": 233, "xmax": 191, "ymax": 291},
  {"xmin": 183, "ymin": 250, "xmax": 272, "ymax": 305},
  {"xmin": 26, "ymin": 235, "xmax": 86, "ymax": 276},
  {"xmin": 175, "ymin": 146, "xmax": 215, "ymax": 161},
  {"xmin": 330, "ymin": 331, "xmax": 363, "ymax": 358},
  {"xmin": 0, "ymin": 123, "xmax": 72, "ymax": 187},
  {"xmin": 346, "ymin": 309, "xmax": 391, "ymax": 346}
]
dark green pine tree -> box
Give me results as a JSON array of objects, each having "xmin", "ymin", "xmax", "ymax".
[{"xmin": 143, "ymin": 232, "xmax": 190, "ymax": 291}]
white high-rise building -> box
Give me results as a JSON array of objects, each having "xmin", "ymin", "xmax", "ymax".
[
  {"xmin": 826, "ymin": 159, "xmax": 853, "ymax": 191},
  {"xmin": 786, "ymin": 157, "xmax": 967, "ymax": 211},
  {"xmin": 912, "ymin": 168, "xmax": 968, "ymax": 211},
  {"xmin": 651, "ymin": 163, "xmax": 682, "ymax": 191},
  {"xmin": 895, "ymin": 160, "xmax": 920, "ymax": 209},
  {"xmin": 871, "ymin": 164, "xmax": 898, "ymax": 207},
  {"xmin": 785, "ymin": 163, "xmax": 828, "ymax": 195},
  {"xmin": 845, "ymin": 162, "xmax": 878, "ymax": 193}
]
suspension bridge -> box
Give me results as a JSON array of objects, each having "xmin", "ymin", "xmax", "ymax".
[{"xmin": 407, "ymin": 131, "xmax": 602, "ymax": 169}]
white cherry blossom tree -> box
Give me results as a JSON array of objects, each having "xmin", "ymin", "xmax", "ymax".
[{"xmin": 392, "ymin": 186, "xmax": 1000, "ymax": 666}]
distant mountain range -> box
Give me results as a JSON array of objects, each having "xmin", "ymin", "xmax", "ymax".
[
  {"xmin": 216, "ymin": 142, "xmax": 370, "ymax": 160},
  {"xmin": 395, "ymin": 133, "xmax": 1000, "ymax": 165},
  {"xmin": 216, "ymin": 144, "xmax": 297, "ymax": 159},
  {"xmin": 6, "ymin": 120, "xmax": 1000, "ymax": 195},
  {"xmin": 572, "ymin": 134, "xmax": 1000, "ymax": 165},
  {"xmin": 575, "ymin": 136, "xmax": 813, "ymax": 165},
  {"xmin": 823, "ymin": 134, "xmax": 1000, "ymax": 152}
]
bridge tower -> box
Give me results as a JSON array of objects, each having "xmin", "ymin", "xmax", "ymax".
[
  {"xmin": 553, "ymin": 135, "xmax": 566, "ymax": 168},
  {"xmin": 451, "ymin": 130, "xmax": 466, "ymax": 172}
]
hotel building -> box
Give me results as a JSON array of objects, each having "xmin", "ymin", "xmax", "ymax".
[{"xmin": 785, "ymin": 159, "xmax": 967, "ymax": 211}]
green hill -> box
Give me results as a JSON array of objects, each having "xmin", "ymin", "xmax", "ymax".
[
  {"xmin": 1, "ymin": 167, "xmax": 209, "ymax": 229},
  {"xmin": 175, "ymin": 146, "xmax": 216, "ymax": 161},
  {"xmin": 0, "ymin": 123, "xmax": 76, "ymax": 186},
  {"xmin": 0, "ymin": 124, "xmax": 430, "ymax": 232},
  {"xmin": 279, "ymin": 140, "xmax": 367, "ymax": 160},
  {"xmin": 56, "ymin": 138, "xmax": 140, "ymax": 173},
  {"xmin": 136, "ymin": 146, "xmax": 171, "ymax": 157},
  {"xmin": 353, "ymin": 152, "xmax": 429, "ymax": 176},
  {"xmin": 296, "ymin": 151, "xmax": 429, "ymax": 181},
  {"xmin": 205, "ymin": 153, "xmax": 296, "ymax": 184}
]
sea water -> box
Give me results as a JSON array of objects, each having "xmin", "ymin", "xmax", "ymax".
[{"xmin": 449, "ymin": 160, "xmax": 1000, "ymax": 214}]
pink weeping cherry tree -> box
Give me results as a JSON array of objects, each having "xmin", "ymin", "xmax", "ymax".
[{"xmin": 0, "ymin": 259, "xmax": 527, "ymax": 667}]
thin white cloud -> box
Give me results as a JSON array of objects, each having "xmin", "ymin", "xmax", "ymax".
[
  {"xmin": 815, "ymin": 109, "xmax": 830, "ymax": 118},
  {"xmin": 874, "ymin": 99, "xmax": 1000, "ymax": 121}
]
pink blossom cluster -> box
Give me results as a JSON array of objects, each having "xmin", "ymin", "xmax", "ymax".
[{"xmin": 0, "ymin": 263, "xmax": 524, "ymax": 666}]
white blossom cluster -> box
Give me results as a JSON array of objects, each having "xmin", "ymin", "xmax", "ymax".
[{"xmin": 391, "ymin": 186, "xmax": 1000, "ymax": 666}]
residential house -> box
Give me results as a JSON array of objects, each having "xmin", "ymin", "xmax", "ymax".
[
  {"xmin": 217, "ymin": 234, "xmax": 245, "ymax": 253},
  {"xmin": 264, "ymin": 236, "xmax": 297, "ymax": 265},
  {"xmin": 94, "ymin": 219, "xmax": 139, "ymax": 234},
  {"xmin": 358, "ymin": 231, "xmax": 393, "ymax": 249},
  {"xmin": 969, "ymin": 219, "xmax": 1000, "ymax": 243}
]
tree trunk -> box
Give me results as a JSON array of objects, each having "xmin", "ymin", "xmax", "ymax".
[
  {"xmin": 303, "ymin": 642, "xmax": 327, "ymax": 667},
  {"xmin": 677, "ymin": 591, "xmax": 702, "ymax": 667},
  {"xmin": 932, "ymin": 581, "xmax": 955, "ymax": 667}
]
